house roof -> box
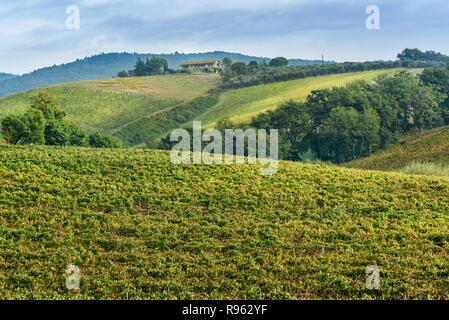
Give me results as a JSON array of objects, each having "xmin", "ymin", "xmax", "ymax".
[{"xmin": 180, "ymin": 60, "xmax": 221, "ymax": 66}]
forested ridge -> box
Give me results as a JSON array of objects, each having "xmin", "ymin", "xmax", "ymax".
[{"xmin": 0, "ymin": 52, "xmax": 323, "ymax": 97}]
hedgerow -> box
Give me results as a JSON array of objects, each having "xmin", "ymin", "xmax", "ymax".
[{"xmin": 222, "ymin": 60, "xmax": 441, "ymax": 89}]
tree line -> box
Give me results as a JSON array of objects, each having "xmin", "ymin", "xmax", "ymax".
[
  {"xmin": 1, "ymin": 92, "xmax": 122, "ymax": 148},
  {"xmin": 158, "ymin": 68, "xmax": 449, "ymax": 164},
  {"xmin": 397, "ymin": 48, "xmax": 449, "ymax": 64},
  {"xmin": 117, "ymin": 57, "xmax": 172, "ymax": 77},
  {"xmin": 221, "ymin": 60, "xmax": 443, "ymax": 89},
  {"xmin": 251, "ymin": 68, "xmax": 449, "ymax": 163},
  {"xmin": 220, "ymin": 49, "xmax": 449, "ymax": 89}
]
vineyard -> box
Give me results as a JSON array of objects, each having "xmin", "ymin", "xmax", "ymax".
[
  {"xmin": 0, "ymin": 70, "xmax": 401, "ymax": 146},
  {"xmin": 346, "ymin": 126, "xmax": 449, "ymax": 171},
  {"xmin": 196, "ymin": 69, "xmax": 402, "ymax": 128},
  {"xmin": 0, "ymin": 74, "xmax": 219, "ymax": 136},
  {"xmin": 1, "ymin": 144, "xmax": 449, "ymax": 299}
]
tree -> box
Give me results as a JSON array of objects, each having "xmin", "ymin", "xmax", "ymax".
[
  {"xmin": 420, "ymin": 67, "xmax": 449, "ymax": 124},
  {"xmin": 269, "ymin": 57, "xmax": 288, "ymax": 67},
  {"xmin": 377, "ymin": 72, "xmax": 440, "ymax": 132},
  {"xmin": 230, "ymin": 62, "xmax": 248, "ymax": 75},
  {"xmin": 21, "ymin": 108, "xmax": 46, "ymax": 145},
  {"xmin": 134, "ymin": 58, "xmax": 146, "ymax": 76},
  {"xmin": 30, "ymin": 91, "xmax": 66, "ymax": 121},
  {"xmin": 146, "ymin": 57, "xmax": 168, "ymax": 75},
  {"xmin": 397, "ymin": 48, "xmax": 449, "ymax": 64},
  {"xmin": 252, "ymin": 101, "xmax": 311, "ymax": 160},
  {"xmin": 319, "ymin": 107, "xmax": 360, "ymax": 163},
  {"xmin": 117, "ymin": 70, "xmax": 128, "ymax": 77},
  {"xmin": 358, "ymin": 108, "xmax": 380, "ymax": 156},
  {"xmin": 397, "ymin": 48, "xmax": 425, "ymax": 61},
  {"xmin": 44, "ymin": 120, "xmax": 69, "ymax": 146},
  {"xmin": 248, "ymin": 61, "xmax": 259, "ymax": 68},
  {"xmin": 411, "ymin": 86, "xmax": 443, "ymax": 131},
  {"xmin": 66, "ymin": 123, "xmax": 88, "ymax": 146},
  {"xmin": 222, "ymin": 57, "xmax": 232, "ymax": 69},
  {"xmin": 221, "ymin": 69, "xmax": 237, "ymax": 82},
  {"xmin": 1, "ymin": 115, "xmax": 26, "ymax": 144},
  {"xmin": 216, "ymin": 117, "xmax": 234, "ymax": 131}
]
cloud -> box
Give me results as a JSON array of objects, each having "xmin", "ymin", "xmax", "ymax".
[{"xmin": 0, "ymin": 0, "xmax": 448, "ymax": 74}]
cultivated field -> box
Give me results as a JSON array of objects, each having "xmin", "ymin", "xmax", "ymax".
[
  {"xmin": 199, "ymin": 69, "xmax": 402, "ymax": 127},
  {"xmin": 0, "ymin": 70, "xmax": 401, "ymax": 145},
  {"xmin": 0, "ymin": 74, "xmax": 219, "ymax": 133},
  {"xmin": 1, "ymin": 145, "xmax": 449, "ymax": 299},
  {"xmin": 53, "ymin": 73, "xmax": 220, "ymax": 97},
  {"xmin": 346, "ymin": 126, "xmax": 449, "ymax": 171}
]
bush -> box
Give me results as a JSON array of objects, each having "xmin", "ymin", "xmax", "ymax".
[
  {"xmin": 89, "ymin": 131, "xmax": 122, "ymax": 149},
  {"xmin": 20, "ymin": 108, "xmax": 46, "ymax": 145},
  {"xmin": 45, "ymin": 120, "xmax": 69, "ymax": 146},
  {"xmin": 1, "ymin": 115, "xmax": 26, "ymax": 144},
  {"xmin": 1, "ymin": 91, "xmax": 122, "ymax": 149},
  {"xmin": 117, "ymin": 70, "xmax": 129, "ymax": 78},
  {"xmin": 230, "ymin": 62, "xmax": 248, "ymax": 75},
  {"xmin": 66, "ymin": 123, "xmax": 88, "ymax": 146},
  {"xmin": 269, "ymin": 57, "xmax": 289, "ymax": 67}
]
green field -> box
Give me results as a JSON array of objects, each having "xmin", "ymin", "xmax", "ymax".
[
  {"xmin": 0, "ymin": 70, "xmax": 401, "ymax": 146},
  {"xmin": 346, "ymin": 126, "xmax": 449, "ymax": 171},
  {"xmin": 0, "ymin": 74, "xmax": 220, "ymax": 134},
  {"xmin": 1, "ymin": 144, "xmax": 449, "ymax": 299},
  {"xmin": 199, "ymin": 69, "xmax": 402, "ymax": 128}
]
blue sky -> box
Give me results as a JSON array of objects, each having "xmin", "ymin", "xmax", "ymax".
[{"xmin": 0, "ymin": 0, "xmax": 448, "ymax": 74}]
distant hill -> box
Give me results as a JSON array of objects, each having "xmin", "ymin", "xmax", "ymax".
[
  {"xmin": 345, "ymin": 126, "xmax": 449, "ymax": 171},
  {"xmin": 0, "ymin": 52, "xmax": 325, "ymax": 97},
  {"xmin": 0, "ymin": 73, "xmax": 16, "ymax": 81}
]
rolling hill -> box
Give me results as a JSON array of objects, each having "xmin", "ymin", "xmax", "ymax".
[
  {"xmin": 1, "ymin": 144, "xmax": 449, "ymax": 299},
  {"xmin": 198, "ymin": 69, "xmax": 402, "ymax": 128},
  {"xmin": 0, "ymin": 69, "xmax": 401, "ymax": 147},
  {"xmin": 346, "ymin": 126, "xmax": 449, "ymax": 171},
  {"xmin": 0, "ymin": 73, "xmax": 220, "ymax": 143},
  {"xmin": 0, "ymin": 52, "xmax": 326, "ymax": 98}
]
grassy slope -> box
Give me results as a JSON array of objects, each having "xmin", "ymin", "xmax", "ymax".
[
  {"xmin": 1, "ymin": 145, "xmax": 449, "ymax": 299},
  {"xmin": 0, "ymin": 74, "xmax": 220, "ymax": 133},
  {"xmin": 346, "ymin": 126, "xmax": 449, "ymax": 171},
  {"xmin": 199, "ymin": 69, "xmax": 402, "ymax": 128},
  {"xmin": 0, "ymin": 70, "xmax": 401, "ymax": 139}
]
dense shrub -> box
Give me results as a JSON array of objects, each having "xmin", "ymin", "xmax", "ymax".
[{"xmin": 88, "ymin": 131, "xmax": 122, "ymax": 148}]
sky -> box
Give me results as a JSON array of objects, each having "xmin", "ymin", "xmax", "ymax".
[{"xmin": 0, "ymin": 0, "xmax": 448, "ymax": 75}]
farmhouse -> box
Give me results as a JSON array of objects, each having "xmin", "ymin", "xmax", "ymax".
[{"xmin": 180, "ymin": 60, "xmax": 223, "ymax": 73}]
